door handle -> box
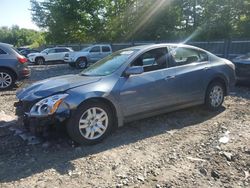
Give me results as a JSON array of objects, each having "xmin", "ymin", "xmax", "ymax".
[{"xmin": 165, "ymin": 75, "xmax": 175, "ymax": 80}]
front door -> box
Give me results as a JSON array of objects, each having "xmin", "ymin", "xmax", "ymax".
[
  {"xmin": 89, "ymin": 46, "xmax": 102, "ymax": 62},
  {"xmin": 118, "ymin": 47, "xmax": 177, "ymax": 117},
  {"xmin": 46, "ymin": 49, "xmax": 57, "ymax": 61}
]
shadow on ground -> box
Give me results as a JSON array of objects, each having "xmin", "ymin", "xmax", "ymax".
[{"xmin": 0, "ymin": 105, "xmax": 225, "ymax": 182}]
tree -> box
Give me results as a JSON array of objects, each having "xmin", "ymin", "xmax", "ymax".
[
  {"xmin": 0, "ymin": 26, "xmax": 44, "ymax": 47},
  {"xmin": 30, "ymin": 0, "xmax": 250, "ymax": 43}
]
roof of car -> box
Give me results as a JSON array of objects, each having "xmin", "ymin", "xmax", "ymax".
[
  {"xmin": 0, "ymin": 42, "xmax": 13, "ymax": 48},
  {"xmin": 124, "ymin": 43, "xmax": 204, "ymax": 52}
]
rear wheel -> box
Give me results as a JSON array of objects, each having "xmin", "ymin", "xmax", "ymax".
[
  {"xmin": 66, "ymin": 101, "xmax": 114, "ymax": 145},
  {"xmin": 35, "ymin": 57, "xmax": 45, "ymax": 65},
  {"xmin": 0, "ymin": 69, "xmax": 15, "ymax": 90},
  {"xmin": 205, "ymin": 82, "xmax": 225, "ymax": 111},
  {"xmin": 76, "ymin": 58, "xmax": 87, "ymax": 69}
]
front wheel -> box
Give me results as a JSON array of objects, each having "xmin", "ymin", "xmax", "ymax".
[
  {"xmin": 205, "ymin": 82, "xmax": 225, "ymax": 111},
  {"xmin": 66, "ymin": 102, "xmax": 114, "ymax": 145},
  {"xmin": 76, "ymin": 58, "xmax": 87, "ymax": 69},
  {"xmin": 35, "ymin": 57, "xmax": 45, "ymax": 65}
]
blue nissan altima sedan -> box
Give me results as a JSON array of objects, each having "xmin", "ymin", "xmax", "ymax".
[{"xmin": 15, "ymin": 44, "xmax": 236, "ymax": 144}]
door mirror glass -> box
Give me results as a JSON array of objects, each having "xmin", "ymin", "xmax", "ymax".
[{"xmin": 125, "ymin": 66, "xmax": 144, "ymax": 76}]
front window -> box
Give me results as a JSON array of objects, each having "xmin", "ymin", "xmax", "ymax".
[{"xmin": 81, "ymin": 49, "xmax": 138, "ymax": 76}]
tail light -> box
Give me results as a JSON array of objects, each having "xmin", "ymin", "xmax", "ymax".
[{"xmin": 18, "ymin": 56, "xmax": 28, "ymax": 64}]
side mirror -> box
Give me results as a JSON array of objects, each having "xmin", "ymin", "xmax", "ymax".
[{"xmin": 125, "ymin": 66, "xmax": 144, "ymax": 76}]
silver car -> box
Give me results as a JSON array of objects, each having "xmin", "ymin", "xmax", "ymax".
[
  {"xmin": 15, "ymin": 44, "xmax": 235, "ymax": 145},
  {"xmin": 0, "ymin": 43, "xmax": 30, "ymax": 90}
]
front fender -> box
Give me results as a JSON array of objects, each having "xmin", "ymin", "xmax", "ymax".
[{"xmin": 65, "ymin": 89, "xmax": 124, "ymax": 127}]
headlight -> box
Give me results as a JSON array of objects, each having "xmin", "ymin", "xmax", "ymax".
[{"xmin": 29, "ymin": 94, "xmax": 68, "ymax": 117}]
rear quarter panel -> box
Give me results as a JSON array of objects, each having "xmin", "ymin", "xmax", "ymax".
[
  {"xmin": 203, "ymin": 58, "xmax": 235, "ymax": 96},
  {"xmin": 0, "ymin": 54, "xmax": 19, "ymax": 76}
]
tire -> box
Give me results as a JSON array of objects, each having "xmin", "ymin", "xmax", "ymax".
[
  {"xmin": 76, "ymin": 57, "xmax": 87, "ymax": 69},
  {"xmin": 0, "ymin": 69, "xmax": 16, "ymax": 90},
  {"xmin": 35, "ymin": 57, "xmax": 45, "ymax": 65},
  {"xmin": 66, "ymin": 101, "xmax": 114, "ymax": 145},
  {"xmin": 205, "ymin": 81, "xmax": 225, "ymax": 111}
]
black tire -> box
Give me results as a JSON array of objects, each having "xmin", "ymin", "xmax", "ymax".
[
  {"xmin": 76, "ymin": 57, "xmax": 88, "ymax": 69},
  {"xmin": 66, "ymin": 101, "xmax": 114, "ymax": 145},
  {"xmin": 205, "ymin": 81, "xmax": 225, "ymax": 111},
  {"xmin": 0, "ymin": 69, "xmax": 16, "ymax": 90},
  {"xmin": 35, "ymin": 57, "xmax": 45, "ymax": 65}
]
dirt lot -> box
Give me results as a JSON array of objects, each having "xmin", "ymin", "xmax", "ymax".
[{"xmin": 0, "ymin": 64, "xmax": 249, "ymax": 188}]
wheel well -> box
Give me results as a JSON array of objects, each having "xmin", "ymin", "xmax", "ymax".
[
  {"xmin": 0, "ymin": 66, "xmax": 17, "ymax": 80},
  {"xmin": 207, "ymin": 77, "xmax": 227, "ymax": 95},
  {"xmin": 79, "ymin": 97, "xmax": 118, "ymax": 128},
  {"xmin": 76, "ymin": 57, "xmax": 87, "ymax": 62},
  {"xmin": 35, "ymin": 56, "xmax": 45, "ymax": 62}
]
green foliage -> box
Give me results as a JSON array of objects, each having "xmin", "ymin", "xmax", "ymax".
[
  {"xmin": 30, "ymin": 0, "xmax": 250, "ymax": 43},
  {"xmin": 0, "ymin": 25, "xmax": 45, "ymax": 47}
]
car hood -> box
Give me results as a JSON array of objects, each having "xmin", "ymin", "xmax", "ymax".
[{"xmin": 17, "ymin": 74, "xmax": 101, "ymax": 101}]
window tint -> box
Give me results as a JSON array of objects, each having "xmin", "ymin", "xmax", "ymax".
[
  {"xmin": 56, "ymin": 48, "xmax": 69, "ymax": 53},
  {"xmin": 0, "ymin": 48, "xmax": 7, "ymax": 55},
  {"xmin": 132, "ymin": 48, "xmax": 167, "ymax": 72},
  {"xmin": 102, "ymin": 46, "xmax": 111, "ymax": 52},
  {"xmin": 168, "ymin": 47, "xmax": 208, "ymax": 67},
  {"xmin": 90, "ymin": 46, "xmax": 101, "ymax": 53}
]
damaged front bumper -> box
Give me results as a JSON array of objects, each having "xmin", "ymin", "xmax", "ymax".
[{"xmin": 14, "ymin": 100, "xmax": 71, "ymax": 134}]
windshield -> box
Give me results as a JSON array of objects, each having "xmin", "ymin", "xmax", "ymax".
[
  {"xmin": 81, "ymin": 49, "xmax": 138, "ymax": 76},
  {"xmin": 81, "ymin": 47, "xmax": 91, "ymax": 52},
  {"xmin": 41, "ymin": 49, "xmax": 49, "ymax": 53}
]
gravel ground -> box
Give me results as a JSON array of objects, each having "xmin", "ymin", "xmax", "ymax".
[{"xmin": 0, "ymin": 64, "xmax": 249, "ymax": 188}]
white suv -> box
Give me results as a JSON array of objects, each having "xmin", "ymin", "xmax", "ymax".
[
  {"xmin": 64, "ymin": 45, "xmax": 112, "ymax": 68},
  {"xmin": 28, "ymin": 47, "xmax": 73, "ymax": 65}
]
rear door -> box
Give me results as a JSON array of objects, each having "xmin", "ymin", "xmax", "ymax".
[
  {"xmin": 55, "ymin": 48, "xmax": 70, "ymax": 61},
  {"xmin": 101, "ymin": 46, "xmax": 112, "ymax": 59},
  {"xmin": 167, "ymin": 46, "xmax": 210, "ymax": 104}
]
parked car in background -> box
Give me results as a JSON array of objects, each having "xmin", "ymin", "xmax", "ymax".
[
  {"xmin": 0, "ymin": 43, "xmax": 30, "ymax": 90},
  {"xmin": 15, "ymin": 44, "xmax": 235, "ymax": 145},
  {"xmin": 232, "ymin": 53, "xmax": 250, "ymax": 82},
  {"xmin": 20, "ymin": 49, "xmax": 40, "ymax": 57},
  {"xmin": 28, "ymin": 47, "xmax": 73, "ymax": 65},
  {"xmin": 64, "ymin": 44, "xmax": 112, "ymax": 69},
  {"xmin": 17, "ymin": 47, "xmax": 28, "ymax": 52}
]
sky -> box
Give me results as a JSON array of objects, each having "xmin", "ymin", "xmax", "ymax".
[{"xmin": 0, "ymin": 0, "xmax": 39, "ymax": 30}]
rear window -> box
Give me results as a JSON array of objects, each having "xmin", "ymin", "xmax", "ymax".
[
  {"xmin": 56, "ymin": 48, "xmax": 70, "ymax": 53},
  {"xmin": 0, "ymin": 48, "xmax": 7, "ymax": 55}
]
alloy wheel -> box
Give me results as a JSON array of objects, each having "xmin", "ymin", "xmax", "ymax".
[
  {"xmin": 78, "ymin": 60, "xmax": 86, "ymax": 68},
  {"xmin": 37, "ymin": 58, "xmax": 44, "ymax": 65},
  {"xmin": 209, "ymin": 85, "xmax": 224, "ymax": 107},
  {"xmin": 78, "ymin": 107, "xmax": 109, "ymax": 140},
  {"xmin": 0, "ymin": 72, "xmax": 12, "ymax": 89}
]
